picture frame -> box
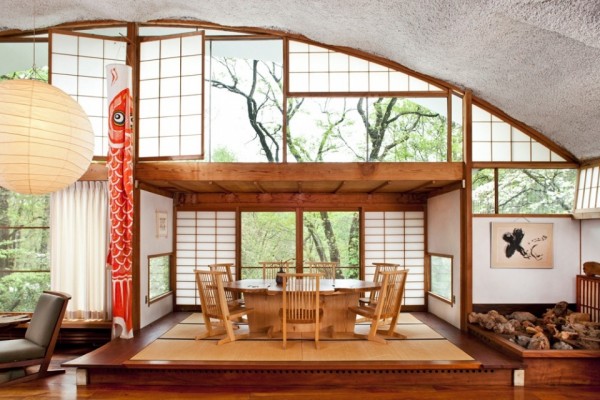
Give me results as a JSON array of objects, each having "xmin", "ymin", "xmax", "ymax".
[
  {"xmin": 490, "ymin": 222, "xmax": 553, "ymax": 269},
  {"xmin": 156, "ymin": 211, "xmax": 168, "ymax": 238}
]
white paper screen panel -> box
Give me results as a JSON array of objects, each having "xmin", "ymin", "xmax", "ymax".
[
  {"xmin": 364, "ymin": 211, "xmax": 424, "ymax": 306},
  {"xmin": 576, "ymin": 165, "xmax": 600, "ymax": 210},
  {"xmin": 175, "ymin": 211, "xmax": 236, "ymax": 306},
  {"xmin": 50, "ymin": 31, "xmax": 127, "ymax": 157},
  {"xmin": 288, "ymin": 40, "xmax": 442, "ymax": 93},
  {"xmin": 139, "ymin": 32, "xmax": 204, "ymax": 158},
  {"xmin": 471, "ymin": 104, "xmax": 565, "ymax": 162}
]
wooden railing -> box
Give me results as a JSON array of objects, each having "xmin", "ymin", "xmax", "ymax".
[{"xmin": 576, "ymin": 274, "xmax": 600, "ymax": 322}]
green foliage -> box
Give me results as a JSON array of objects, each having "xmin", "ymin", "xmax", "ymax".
[
  {"xmin": 472, "ymin": 169, "xmax": 495, "ymax": 213},
  {"xmin": 472, "ymin": 169, "xmax": 576, "ymax": 214},
  {"xmin": 0, "ymin": 188, "xmax": 50, "ymax": 311},
  {"xmin": 303, "ymin": 212, "xmax": 359, "ymax": 278},
  {"xmin": 498, "ymin": 169, "xmax": 576, "ymax": 214},
  {"xmin": 0, "ymin": 271, "xmax": 50, "ymax": 312},
  {"xmin": 241, "ymin": 212, "xmax": 296, "ymax": 268},
  {"xmin": 0, "ymin": 66, "xmax": 48, "ymax": 82},
  {"xmin": 212, "ymin": 146, "xmax": 238, "ymax": 162},
  {"xmin": 149, "ymin": 255, "xmax": 171, "ymax": 300}
]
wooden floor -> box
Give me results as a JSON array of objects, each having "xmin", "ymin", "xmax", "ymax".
[{"xmin": 3, "ymin": 312, "xmax": 599, "ymax": 398}]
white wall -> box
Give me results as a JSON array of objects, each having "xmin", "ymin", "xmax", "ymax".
[
  {"xmin": 427, "ymin": 189, "xmax": 461, "ymax": 328},
  {"xmin": 473, "ymin": 217, "xmax": 580, "ymax": 304},
  {"xmin": 139, "ymin": 190, "xmax": 174, "ymax": 328},
  {"xmin": 581, "ymin": 219, "xmax": 600, "ymax": 267}
]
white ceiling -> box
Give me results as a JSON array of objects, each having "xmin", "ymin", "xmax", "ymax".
[{"xmin": 1, "ymin": 0, "xmax": 599, "ymax": 162}]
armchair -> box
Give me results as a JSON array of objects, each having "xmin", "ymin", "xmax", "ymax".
[{"xmin": 0, "ymin": 291, "xmax": 71, "ymax": 385}]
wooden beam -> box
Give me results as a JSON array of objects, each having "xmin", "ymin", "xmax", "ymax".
[
  {"xmin": 208, "ymin": 181, "xmax": 231, "ymax": 193},
  {"xmin": 177, "ymin": 192, "xmax": 428, "ymax": 208},
  {"xmin": 137, "ymin": 181, "xmax": 174, "ymax": 198},
  {"xmin": 406, "ymin": 181, "xmax": 434, "ymax": 193},
  {"xmin": 79, "ymin": 162, "xmax": 108, "ymax": 181},
  {"xmin": 253, "ymin": 181, "xmax": 266, "ymax": 193},
  {"xmin": 334, "ymin": 181, "xmax": 346, "ymax": 194},
  {"xmin": 368, "ymin": 181, "xmax": 391, "ymax": 194},
  {"xmin": 136, "ymin": 162, "xmax": 464, "ymax": 183},
  {"xmin": 165, "ymin": 180, "xmax": 195, "ymax": 193}
]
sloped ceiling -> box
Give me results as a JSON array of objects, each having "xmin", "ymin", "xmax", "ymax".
[{"xmin": 1, "ymin": 0, "xmax": 599, "ymax": 162}]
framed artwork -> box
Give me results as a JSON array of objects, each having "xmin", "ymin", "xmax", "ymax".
[
  {"xmin": 491, "ymin": 222, "xmax": 553, "ymax": 269},
  {"xmin": 156, "ymin": 211, "xmax": 168, "ymax": 238}
]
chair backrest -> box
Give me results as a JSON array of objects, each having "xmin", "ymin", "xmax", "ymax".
[
  {"xmin": 369, "ymin": 263, "xmax": 401, "ymax": 303},
  {"xmin": 208, "ymin": 263, "xmax": 235, "ymax": 281},
  {"xmin": 373, "ymin": 270, "xmax": 409, "ymax": 320},
  {"xmin": 305, "ymin": 261, "xmax": 337, "ymax": 280},
  {"xmin": 195, "ymin": 270, "xmax": 230, "ymax": 321},
  {"xmin": 281, "ymin": 273, "xmax": 321, "ymax": 324},
  {"xmin": 25, "ymin": 291, "xmax": 71, "ymax": 349},
  {"xmin": 208, "ymin": 263, "xmax": 236, "ymax": 303},
  {"xmin": 260, "ymin": 261, "xmax": 289, "ymax": 280}
]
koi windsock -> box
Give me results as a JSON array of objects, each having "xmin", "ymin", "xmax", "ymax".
[{"xmin": 106, "ymin": 64, "xmax": 134, "ymax": 339}]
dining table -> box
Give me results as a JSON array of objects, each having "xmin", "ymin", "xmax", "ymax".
[
  {"xmin": 0, "ymin": 314, "xmax": 30, "ymax": 331},
  {"xmin": 223, "ymin": 278, "xmax": 380, "ymax": 335}
]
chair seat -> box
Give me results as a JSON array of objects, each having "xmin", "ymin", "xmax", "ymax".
[
  {"xmin": 348, "ymin": 305, "xmax": 377, "ymax": 319},
  {"xmin": 0, "ymin": 338, "xmax": 45, "ymax": 363}
]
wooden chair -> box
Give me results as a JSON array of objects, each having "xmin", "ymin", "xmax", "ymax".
[
  {"xmin": 280, "ymin": 273, "xmax": 323, "ymax": 349},
  {"xmin": 360, "ymin": 262, "xmax": 401, "ymax": 306},
  {"xmin": 305, "ymin": 261, "xmax": 338, "ymax": 280},
  {"xmin": 208, "ymin": 263, "xmax": 239, "ymax": 305},
  {"xmin": 349, "ymin": 269, "xmax": 409, "ymax": 344},
  {"xmin": 0, "ymin": 291, "xmax": 70, "ymax": 385},
  {"xmin": 260, "ymin": 261, "xmax": 290, "ymax": 280},
  {"xmin": 194, "ymin": 270, "xmax": 253, "ymax": 345},
  {"xmin": 208, "ymin": 262, "xmax": 235, "ymax": 281}
]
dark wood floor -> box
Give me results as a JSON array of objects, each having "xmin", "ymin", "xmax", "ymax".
[{"xmin": 3, "ymin": 312, "xmax": 600, "ymax": 398}]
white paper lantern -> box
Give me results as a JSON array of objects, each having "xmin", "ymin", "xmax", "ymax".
[{"xmin": 0, "ymin": 79, "xmax": 94, "ymax": 194}]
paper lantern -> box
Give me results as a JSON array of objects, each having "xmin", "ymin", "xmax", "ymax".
[{"xmin": 0, "ymin": 79, "xmax": 94, "ymax": 195}]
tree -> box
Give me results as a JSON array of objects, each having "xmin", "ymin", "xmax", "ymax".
[{"xmin": 209, "ymin": 53, "xmax": 450, "ymax": 272}]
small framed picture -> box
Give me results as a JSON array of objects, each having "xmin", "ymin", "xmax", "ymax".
[{"xmin": 156, "ymin": 211, "xmax": 168, "ymax": 238}]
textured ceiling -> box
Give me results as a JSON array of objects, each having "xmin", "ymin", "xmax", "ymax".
[{"xmin": 1, "ymin": 0, "xmax": 599, "ymax": 161}]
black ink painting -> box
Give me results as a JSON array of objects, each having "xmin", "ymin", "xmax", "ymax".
[{"xmin": 491, "ymin": 223, "xmax": 553, "ymax": 268}]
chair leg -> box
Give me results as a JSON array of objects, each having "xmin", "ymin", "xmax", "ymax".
[
  {"xmin": 282, "ymin": 322, "xmax": 287, "ymax": 349},
  {"xmin": 367, "ymin": 321, "xmax": 388, "ymax": 344}
]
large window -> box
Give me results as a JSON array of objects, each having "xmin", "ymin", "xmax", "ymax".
[
  {"xmin": 206, "ymin": 39, "xmax": 284, "ymax": 162},
  {"xmin": 0, "ymin": 188, "xmax": 50, "ymax": 312},
  {"xmin": 303, "ymin": 211, "xmax": 359, "ymax": 278},
  {"xmin": 241, "ymin": 211, "xmax": 295, "ymax": 278},
  {"xmin": 472, "ymin": 168, "xmax": 576, "ymax": 214},
  {"xmin": 286, "ymin": 97, "xmax": 449, "ymax": 162}
]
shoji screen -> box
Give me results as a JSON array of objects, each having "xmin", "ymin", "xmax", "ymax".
[
  {"xmin": 176, "ymin": 211, "xmax": 236, "ymax": 306},
  {"xmin": 364, "ymin": 211, "xmax": 425, "ymax": 306}
]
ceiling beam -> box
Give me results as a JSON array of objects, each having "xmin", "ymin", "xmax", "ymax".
[
  {"xmin": 407, "ymin": 180, "xmax": 435, "ymax": 193},
  {"xmin": 368, "ymin": 181, "xmax": 391, "ymax": 194},
  {"xmin": 136, "ymin": 162, "xmax": 464, "ymax": 183}
]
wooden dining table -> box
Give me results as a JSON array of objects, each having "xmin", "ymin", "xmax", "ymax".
[
  {"xmin": 223, "ymin": 278, "xmax": 380, "ymax": 334},
  {"xmin": 0, "ymin": 314, "xmax": 30, "ymax": 331}
]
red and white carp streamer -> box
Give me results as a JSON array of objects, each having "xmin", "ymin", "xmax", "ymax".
[{"xmin": 106, "ymin": 64, "xmax": 134, "ymax": 339}]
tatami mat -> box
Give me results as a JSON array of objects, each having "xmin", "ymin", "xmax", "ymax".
[
  {"xmin": 161, "ymin": 320, "xmax": 443, "ymax": 340},
  {"xmin": 130, "ymin": 338, "xmax": 473, "ymax": 362},
  {"xmin": 130, "ymin": 312, "xmax": 470, "ymax": 363},
  {"xmin": 179, "ymin": 312, "xmax": 423, "ymax": 325}
]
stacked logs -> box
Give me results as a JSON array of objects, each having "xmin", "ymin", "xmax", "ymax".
[{"xmin": 468, "ymin": 302, "xmax": 600, "ymax": 350}]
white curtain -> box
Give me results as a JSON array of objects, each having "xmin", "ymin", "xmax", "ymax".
[{"xmin": 50, "ymin": 181, "xmax": 110, "ymax": 320}]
